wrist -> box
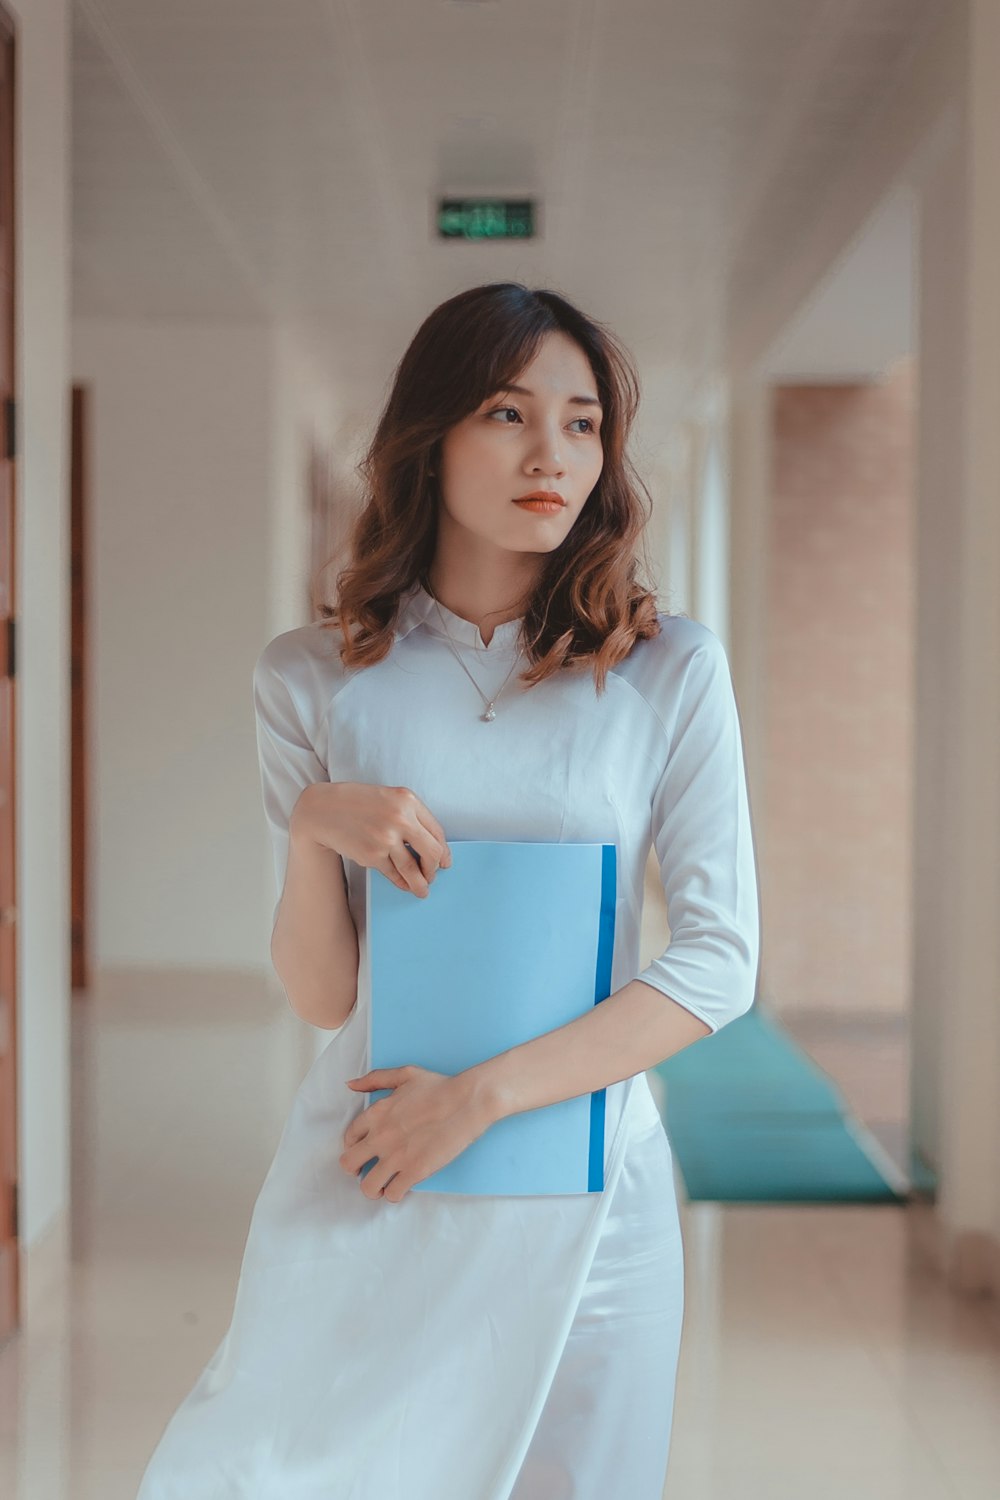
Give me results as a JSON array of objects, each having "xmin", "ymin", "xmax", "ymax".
[
  {"xmin": 290, "ymin": 782, "xmax": 338, "ymax": 851},
  {"xmin": 458, "ymin": 1054, "xmax": 516, "ymax": 1128}
]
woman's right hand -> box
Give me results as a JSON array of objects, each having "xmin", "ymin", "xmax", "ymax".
[{"xmin": 290, "ymin": 782, "xmax": 452, "ymax": 899}]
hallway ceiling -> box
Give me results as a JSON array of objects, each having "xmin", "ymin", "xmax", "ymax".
[
  {"xmin": 71, "ymin": 0, "xmax": 944, "ymax": 427},
  {"xmin": 761, "ymin": 184, "xmax": 916, "ymax": 382}
]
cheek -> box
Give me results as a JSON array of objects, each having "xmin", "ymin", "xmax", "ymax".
[
  {"xmin": 439, "ymin": 429, "xmax": 511, "ymax": 508},
  {"xmin": 439, "ymin": 427, "xmax": 493, "ymax": 486},
  {"xmin": 582, "ymin": 446, "xmax": 604, "ymax": 489}
]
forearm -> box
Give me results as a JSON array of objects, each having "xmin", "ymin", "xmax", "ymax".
[
  {"xmin": 270, "ymin": 786, "xmax": 359, "ymax": 1030},
  {"xmin": 466, "ymin": 978, "xmax": 712, "ymax": 1126}
]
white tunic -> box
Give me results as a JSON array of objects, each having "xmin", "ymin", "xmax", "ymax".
[{"xmin": 135, "ymin": 581, "xmax": 760, "ymax": 1500}]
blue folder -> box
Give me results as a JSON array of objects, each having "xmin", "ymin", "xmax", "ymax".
[{"xmin": 362, "ymin": 840, "xmax": 617, "ymax": 1195}]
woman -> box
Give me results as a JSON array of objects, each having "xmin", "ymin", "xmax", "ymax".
[{"xmin": 135, "ymin": 281, "xmax": 760, "ymax": 1499}]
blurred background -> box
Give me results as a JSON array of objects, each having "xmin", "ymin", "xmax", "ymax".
[{"xmin": 2, "ymin": 1, "xmax": 999, "ymax": 1496}]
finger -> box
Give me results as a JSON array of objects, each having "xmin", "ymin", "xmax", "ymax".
[
  {"xmin": 375, "ymin": 857, "xmax": 410, "ymax": 893},
  {"xmin": 361, "ymin": 1159, "xmax": 400, "ymax": 1199},
  {"xmin": 414, "ymin": 806, "xmax": 452, "ymax": 868},
  {"xmin": 401, "ymin": 834, "xmax": 437, "ymax": 882},
  {"xmin": 343, "ymin": 1115, "xmax": 370, "ymax": 1147},
  {"xmin": 413, "ymin": 804, "xmax": 452, "ymax": 864},
  {"xmin": 391, "ymin": 840, "xmax": 430, "ymax": 898},
  {"xmin": 351, "ymin": 1069, "xmax": 403, "ymax": 1088},
  {"xmin": 409, "ymin": 816, "xmax": 452, "ymax": 878},
  {"xmin": 340, "ymin": 1142, "xmax": 374, "ymax": 1174}
]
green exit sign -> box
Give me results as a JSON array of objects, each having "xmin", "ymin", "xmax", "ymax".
[{"xmin": 436, "ymin": 198, "xmax": 536, "ymax": 240}]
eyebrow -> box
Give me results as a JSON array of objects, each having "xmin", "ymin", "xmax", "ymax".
[{"xmin": 497, "ymin": 382, "xmax": 603, "ymax": 411}]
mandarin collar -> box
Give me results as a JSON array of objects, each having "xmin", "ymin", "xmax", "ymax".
[{"xmin": 394, "ymin": 582, "xmax": 524, "ymax": 653}]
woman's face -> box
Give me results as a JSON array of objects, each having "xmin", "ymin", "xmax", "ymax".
[{"xmin": 435, "ymin": 329, "xmax": 605, "ymax": 561}]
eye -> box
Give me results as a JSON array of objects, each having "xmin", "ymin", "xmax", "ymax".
[{"xmin": 485, "ymin": 405, "xmax": 599, "ymax": 435}]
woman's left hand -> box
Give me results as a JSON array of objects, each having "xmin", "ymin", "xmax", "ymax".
[{"xmin": 341, "ymin": 1066, "xmax": 494, "ymax": 1201}]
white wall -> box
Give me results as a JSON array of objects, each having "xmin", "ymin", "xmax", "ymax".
[
  {"xmin": 268, "ymin": 322, "xmax": 350, "ymax": 640},
  {"xmin": 909, "ymin": 112, "xmax": 963, "ymax": 1198},
  {"xmin": 17, "ymin": 168, "xmax": 347, "ymax": 1248},
  {"xmin": 692, "ymin": 409, "xmax": 730, "ymax": 650},
  {"xmin": 14, "ymin": 0, "xmax": 72, "ymax": 1255},
  {"xmin": 72, "ymin": 318, "xmax": 275, "ymax": 970},
  {"xmin": 926, "ymin": 0, "xmax": 1000, "ymax": 1292},
  {"xmin": 721, "ymin": 3, "xmax": 1000, "ymax": 1295},
  {"xmin": 69, "ymin": 315, "xmax": 351, "ymax": 1070},
  {"xmin": 727, "ymin": 9, "xmax": 963, "ymax": 382}
]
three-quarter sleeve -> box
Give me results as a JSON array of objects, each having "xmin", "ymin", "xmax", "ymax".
[
  {"xmin": 634, "ymin": 628, "xmax": 760, "ymax": 1033},
  {"xmin": 252, "ymin": 641, "xmax": 330, "ymax": 930}
]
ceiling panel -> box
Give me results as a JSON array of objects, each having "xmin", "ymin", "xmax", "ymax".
[{"xmin": 71, "ymin": 0, "xmax": 946, "ymax": 423}]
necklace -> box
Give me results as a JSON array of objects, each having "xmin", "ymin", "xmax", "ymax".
[{"xmin": 428, "ymin": 594, "xmax": 526, "ymax": 722}]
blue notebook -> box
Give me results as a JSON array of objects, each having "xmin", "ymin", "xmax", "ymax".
[{"xmin": 363, "ymin": 839, "xmax": 617, "ymax": 1195}]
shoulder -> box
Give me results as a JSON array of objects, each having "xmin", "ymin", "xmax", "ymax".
[
  {"xmin": 647, "ymin": 611, "xmax": 725, "ymax": 660},
  {"xmin": 613, "ymin": 611, "xmax": 729, "ymax": 703},
  {"xmin": 252, "ymin": 620, "xmax": 351, "ymax": 723},
  {"xmin": 608, "ymin": 613, "xmax": 739, "ymax": 760}
]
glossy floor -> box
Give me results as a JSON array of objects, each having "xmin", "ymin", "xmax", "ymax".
[{"xmin": 1, "ymin": 971, "xmax": 998, "ymax": 1500}]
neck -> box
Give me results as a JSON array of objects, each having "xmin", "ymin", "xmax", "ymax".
[{"xmin": 423, "ymin": 564, "xmax": 534, "ymax": 647}]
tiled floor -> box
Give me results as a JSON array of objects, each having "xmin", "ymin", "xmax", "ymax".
[{"xmin": 1, "ymin": 966, "xmax": 998, "ymax": 1499}]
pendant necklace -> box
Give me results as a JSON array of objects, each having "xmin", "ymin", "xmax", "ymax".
[{"xmin": 428, "ymin": 594, "xmax": 526, "ymax": 723}]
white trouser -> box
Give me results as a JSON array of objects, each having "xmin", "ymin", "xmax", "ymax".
[{"xmin": 508, "ymin": 1115, "xmax": 685, "ymax": 1500}]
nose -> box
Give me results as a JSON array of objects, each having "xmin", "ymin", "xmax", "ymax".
[{"xmin": 524, "ymin": 425, "xmax": 566, "ymax": 475}]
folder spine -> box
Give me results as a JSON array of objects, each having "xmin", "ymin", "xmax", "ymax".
[{"xmin": 587, "ymin": 843, "xmax": 618, "ymax": 1191}]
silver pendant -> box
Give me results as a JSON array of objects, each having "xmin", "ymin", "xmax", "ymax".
[{"xmin": 481, "ymin": 703, "xmax": 497, "ymax": 722}]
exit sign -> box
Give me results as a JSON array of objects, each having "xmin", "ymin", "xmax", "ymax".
[{"xmin": 436, "ymin": 198, "xmax": 536, "ymax": 240}]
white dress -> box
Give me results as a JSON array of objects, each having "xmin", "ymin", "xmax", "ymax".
[{"xmin": 135, "ymin": 581, "xmax": 760, "ymax": 1500}]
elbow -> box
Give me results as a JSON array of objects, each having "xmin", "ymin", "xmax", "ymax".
[
  {"xmin": 636, "ymin": 933, "xmax": 759, "ymax": 1036},
  {"xmin": 297, "ymin": 991, "xmax": 360, "ymax": 1032},
  {"xmin": 724, "ymin": 975, "xmax": 757, "ymax": 1030},
  {"xmin": 269, "ymin": 936, "xmax": 360, "ymax": 1031},
  {"xmin": 721, "ymin": 932, "xmax": 760, "ymax": 1026},
  {"xmin": 277, "ymin": 976, "xmax": 359, "ymax": 1032},
  {"xmin": 709, "ymin": 941, "xmax": 760, "ymax": 1033}
]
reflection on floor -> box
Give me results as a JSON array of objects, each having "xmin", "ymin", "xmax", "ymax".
[
  {"xmin": 0, "ymin": 970, "xmax": 997, "ymax": 1500},
  {"xmin": 781, "ymin": 1008, "xmax": 916, "ymax": 1184}
]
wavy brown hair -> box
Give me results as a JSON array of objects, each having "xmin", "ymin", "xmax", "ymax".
[{"xmin": 318, "ymin": 281, "xmax": 667, "ymax": 696}]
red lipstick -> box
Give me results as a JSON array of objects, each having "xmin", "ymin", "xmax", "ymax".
[{"xmin": 513, "ymin": 490, "xmax": 566, "ymax": 514}]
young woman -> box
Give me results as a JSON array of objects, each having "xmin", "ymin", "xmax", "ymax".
[{"xmin": 136, "ymin": 281, "xmax": 760, "ymax": 1499}]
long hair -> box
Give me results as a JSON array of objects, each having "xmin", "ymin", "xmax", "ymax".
[{"xmin": 319, "ymin": 282, "xmax": 667, "ymax": 695}]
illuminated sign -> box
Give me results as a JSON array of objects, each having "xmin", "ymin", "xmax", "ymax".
[{"xmin": 436, "ymin": 198, "xmax": 536, "ymax": 240}]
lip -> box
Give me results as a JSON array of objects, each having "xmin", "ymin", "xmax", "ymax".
[{"xmin": 513, "ymin": 491, "xmax": 566, "ymax": 514}]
